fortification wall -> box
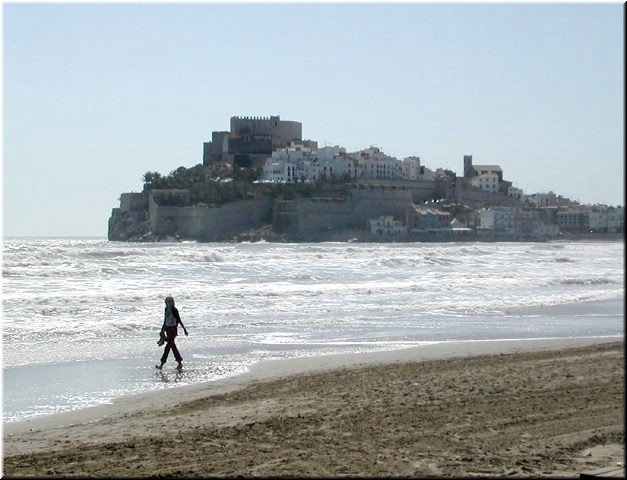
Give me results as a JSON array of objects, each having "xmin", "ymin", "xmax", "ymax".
[
  {"xmin": 229, "ymin": 116, "xmax": 302, "ymax": 149},
  {"xmin": 295, "ymin": 198, "xmax": 355, "ymax": 235},
  {"xmin": 273, "ymin": 187, "xmax": 412, "ymax": 236},
  {"xmin": 230, "ymin": 116, "xmax": 279, "ymax": 136},
  {"xmin": 349, "ymin": 187, "xmax": 412, "ymax": 223},
  {"xmin": 352, "ymin": 179, "xmax": 436, "ymax": 203},
  {"xmin": 149, "ymin": 197, "xmax": 273, "ymax": 240},
  {"xmin": 277, "ymin": 121, "xmax": 302, "ymax": 147},
  {"xmin": 447, "ymin": 180, "xmax": 523, "ymax": 208},
  {"xmin": 228, "ymin": 136, "xmax": 272, "ymax": 155},
  {"xmin": 119, "ymin": 192, "xmax": 148, "ymax": 212},
  {"xmin": 211, "ymin": 131, "xmax": 229, "ymax": 154},
  {"xmin": 272, "ymin": 201, "xmax": 300, "ymax": 235}
]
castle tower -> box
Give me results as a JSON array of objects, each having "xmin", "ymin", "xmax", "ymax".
[{"xmin": 463, "ymin": 155, "xmax": 475, "ymax": 178}]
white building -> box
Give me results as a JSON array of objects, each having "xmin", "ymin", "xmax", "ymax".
[
  {"xmin": 473, "ymin": 164, "xmax": 503, "ymax": 179},
  {"xmin": 607, "ymin": 207, "xmax": 624, "ymax": 233},
  {"xmin": 508, "ymin": 185, "xmax": 524, "ymax": 199},
  {"xmin": 263, "ymin": 143, "xmax": 317, "ymax": 183},
  {"xmin": 588, "ymin": 208, "xmax": 608, "ymax": 232},
  {"xmin": 317, "ymin": 145, "xmax": 346, "ymax": 162},
  {"xmin": 368, "ymin": 216, "xmax": 407, "ymax": 236},
  {"xmin": 471, "ymin": 173, "xmax": 500, "ymax": 193},
  {"xmin": 401, "ymin": 156, "xmax": 435, "ymax": 181},
  {"xmin": 263, "ymin": 143, "xmax": 364, "ymax": 183},
  {"xmin": 354, "ymin": 147, "xmax": 402, "ymax": 180},
  {"xmin": 401, "ymin": 156, "xmax": 421, "ymax": 180},
  {"xmin": 479, "ymin": 206, "xmax": 517, "ymax": 235},
  {"xmin": 263, "ymin": 143, "xmax": 435, "ymax": 185},
  {"xmin": 263, "ymin": 160, "xmax": 289, "ymax": 183},
  {"xmin": 585, "ymin": 206, "xmax": 623, "ymax": 233},
  {"xmin": 525, "ymin": 192, "xmax": 554, "ymax": 207},
  {"xmin": 317, "ymin": 146, "xmax": 358, "ymax": 180}
]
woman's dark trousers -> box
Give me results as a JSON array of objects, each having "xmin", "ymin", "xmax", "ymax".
[{"xmin": 160, "ymin": 327, "xmax": 182, "ymax": 363}]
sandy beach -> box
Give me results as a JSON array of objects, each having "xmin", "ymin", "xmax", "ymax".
[{"xmin": 2, "ymin": 337, "xmax": 624, "ymax": 477}]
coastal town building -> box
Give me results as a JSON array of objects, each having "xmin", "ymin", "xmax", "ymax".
[
  {"xmin": 478, "ymin": 206, "xmax": 517, "ymax": 236},
  {"xmin": 607, "ymin": 207, "xmax": 624, "ymax": 233},
  {"xmin": 368, "ymin": 215, "xmax": 407, "ymax": 236},
  {"xmin": 263, "ymin": 143, "xmax": 317, "ymax": 183},
  {"xmin": 401, "ymin": 156, "xmax": 435, "ymax": 181},
  {"xmin": 401, "ymin": 156, "xmax": 421, "ymax": 180},
  {"xmin": 584, "ymin": 205, "xmax": 625, "ymax": 233},
  {"xmin": 508, "ymin": 186, "xmax": 524, "ymax": 199},
  {"xmin": 462, "ymin": 154, "xmax": 513, "ymax": 196},
  {"xmin": 470, "ymin": 172, "xmax": 500, "ymax": 193},
  {"xmin": 556, "ymin": 207, "xmax": 589, "ymax": 233},
  {"xmin": 263, "ymin": 143, "xmax": 361, "ymax": 183},
  {"xmin": 516, "ymin": 208, "xmax": 560, "ymax": 239},
  {"xmin": 588, "ymin": 208, "xmax": 609, "ymax": 233},
  {"xmin": 406, "ymin": 205, "xmax": 451, "ymax": 232},
  {"xmin": 524, "ymin": 191, "xmax": 575, "ymax": 208},
  {"xmin": 261, "ymin": 144, "xmax": 436, "ymax": 184},
  {"xmin": 316, "ymin": 146, "xmax": 357, "ymax": 180},
  {"xmin": 473, "ymin": 164, "xmax": 503, "ymax": 181},
  {"xmin": 354, "ymin": 146, "xmax": 402, "ymax": 180}
]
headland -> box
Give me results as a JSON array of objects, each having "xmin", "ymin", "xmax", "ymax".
[{"xmin": 109, "ymin": 115, "xmax": 624, "ymax": 243}]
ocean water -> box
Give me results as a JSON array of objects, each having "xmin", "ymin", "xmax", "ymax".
[{"xmin": 2, "ymin": 238, "xmax": 624, "ymax": 423}]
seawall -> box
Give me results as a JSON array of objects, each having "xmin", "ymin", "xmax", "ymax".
[
  {"xmin": 273, "ymin": 187, "xmax": 413, "ymax": 237},
  {"xmin": 149, "ymin": 196, "xmax": 274, "ymax": 241}
]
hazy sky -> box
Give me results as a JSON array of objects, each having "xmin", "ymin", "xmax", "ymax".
[{"xmin": 3, "ymin": 3, "xmax": 624, "ymax": 237}]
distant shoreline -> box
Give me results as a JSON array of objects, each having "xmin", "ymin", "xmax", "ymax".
[
  {"xmin": 201, "ymin": 231, "xmax": 626, "ymax": 243},
  {"xmin": 3, "ymin": 233, "xmax": 623, "ymax": 242}
]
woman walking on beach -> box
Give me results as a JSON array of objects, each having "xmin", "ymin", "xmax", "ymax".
[{"xmin": 156, "ymin": 296, "xmax": 188, "ymax": 371}]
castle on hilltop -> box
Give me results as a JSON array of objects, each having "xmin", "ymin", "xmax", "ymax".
[
  {"xmin": 108, "ymin": 114, "xmax": 624, "ymax": 243},
  {"xmin": 203, "ymin": 115, "xmax": 314, "ymax": 169}
]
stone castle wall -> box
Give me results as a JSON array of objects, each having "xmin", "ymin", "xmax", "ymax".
[
  {"xmin": 119, "ymin": 192, "xmax": 148, "ymax": 212},
  {"xmin": 349, "ymin": 187, "xmax": 412, "ymax": 223},
  {"xmin": 352, "ymin": 179, "xmax": 437, "ymax": 203},
  {"xmin": 447, "ymin": 179, "xmax": 523, "ymax": 208},
  {"xmin": 273, "ymin": 187, "xmax": 412, "ymax": 236},
  {"xmin": 112, "ymin": 178, "xmax": 526, "ymax": 242},
  {"xmin": 276, "ymin": 121, "xmax": 302, "ymax": 147},
  {"xmin": 148, "ymin": 196, "xmax": 273, "ymax": 241},
  {"xmin": 230, "ymin": 116, "xmax": 280, "ymax": 137},
  {"xmin": 284, "ymin": 198, "xmax": 355, "ymax": 236},
  {"xmin": 229, "ymin": 116, "xmax": 302, "ymax": 149},
  {"xmin": 204, "ymin": 116, "xmax": 303, "ymax": 166}
]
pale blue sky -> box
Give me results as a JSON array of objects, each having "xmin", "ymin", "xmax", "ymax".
[{"xmin": 3, "ymin": 3, "xmax": 624, "ymax": 237}]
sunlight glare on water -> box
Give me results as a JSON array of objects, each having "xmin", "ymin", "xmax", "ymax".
[{"xmin": 2, "ymin": 238, "xmax": 624, "ymax": 422}]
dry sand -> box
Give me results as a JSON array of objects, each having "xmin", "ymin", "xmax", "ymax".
[{"xmin": 2, "ymin": 337, "xmax": 624, "ymax": 477}]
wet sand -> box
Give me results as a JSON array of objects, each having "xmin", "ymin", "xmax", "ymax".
[{"xmin": 2, "ymin": 337, "xmax": 624, "ymax": 477}]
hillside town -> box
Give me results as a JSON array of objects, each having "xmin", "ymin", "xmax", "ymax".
[
  {"xmin": 108, "ymin": 115, "xmax": 624, "ymax": 242},
  {"xmin": 256, "ymin": 142, "xmax": 623, "ymax": 239}
]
